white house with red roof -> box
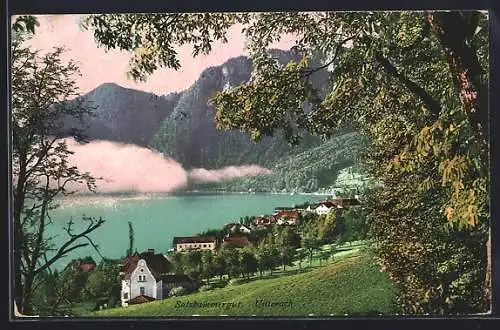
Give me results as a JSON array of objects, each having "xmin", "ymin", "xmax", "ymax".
[{"xmin": 120, "ymin": 249, "xmax": 193, "ymax": 307}]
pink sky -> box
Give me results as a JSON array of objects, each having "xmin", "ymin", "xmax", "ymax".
[{"xmin": 27, "ymin": 14, "xmax": 296, "ymax": 96}]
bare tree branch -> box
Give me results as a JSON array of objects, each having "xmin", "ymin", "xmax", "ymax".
[{"xmin": 34, "ymin": 217, "xmax": 105, "ymax": 275}]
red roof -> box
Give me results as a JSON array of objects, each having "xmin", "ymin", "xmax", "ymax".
[
  {"xmin": 274, "ymin": 210, "xmax": 300, "ymax": 219},
  {"xmin": 172, "ymin": 236, "xmax": 217, "ymax": 245},
  {"xmin": 122, "ymin": 251, "xmax": 174, "ymax": 281},
  {"xmin": 254, "ymin": 215, "xmax": 276, "ymax": 226},
  {"xmin": 222, "ymin": 236, "xmax": 250, "ymax": 248}
]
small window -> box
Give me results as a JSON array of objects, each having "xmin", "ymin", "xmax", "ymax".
[
  {"xmin": 123, "ymin": 292, "xmax": 129, "ymax": 299},
  {"xmin": 140, "ymin": 268, "xmax": 144, "ymax": 272}
]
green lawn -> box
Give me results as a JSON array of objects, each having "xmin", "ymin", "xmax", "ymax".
[{"xmin": 88, "ymin": 253, "xmax": 398, "ymax": 317}]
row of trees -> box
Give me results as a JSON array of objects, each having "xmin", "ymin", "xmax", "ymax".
[
  {"xmin": 31, "ymin": 259, "xmax": 120, "ymax": 316},
  {"xmin": 169, "ymin": 213, "xmax": 354, "ymax": 284}
]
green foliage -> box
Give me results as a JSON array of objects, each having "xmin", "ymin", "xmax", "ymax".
[
  {"xmin": 341, "ymin": 208, "xmax": 369, "ymax": 241},
  {"xmin": 85, "ymin": 260, "xmax": 121, "ymax": 305},
  {"xmin": 220, "ymin": 247, "xmax": 241, "ymax": 278},
  {"xmin": 184, "ymin": 250, "xmax": 203, "ymax": 279},
  {"xmin": 209, "ymin": 131, "xmax": 365, "ymax": 193},
  {"xmin": 255, "ymin": 241, "xmax": 280, "ymax": 276},
  {"xmin": 300, "ymin": 223, "xmax": 322, "ymax": 267},
  {"xmin": 168, "ymin": 252, "xmax": 185, "ymax": 274},
  {"xmin": 197, "ymin": 228, "xmax": 220, "ymax": 237},
  {"xmin": 316, "ymin": 212, "xmax": 338, "ymax": 244},
  {"xmin": 169, "ymin": 286, "xmax": 187, "ymax": 297},
  {"xmin": 83, "ymin": 13, "xmax": 248, "ymax": 81},
  {"xmin": 86, "ymin": 11, "xmax": 490, "ymax": 314},
  {"xmin": 91, "ymin": 256, "xmax": 398, "ymax": 316},
  {"xmin": 275, "ymin": 226, "xmax": 301, "ymax": 249},
  {"xmin": 200, "ymin": 251, "xmax": 215, "ymax": 283},
  {"xmin": 127, "ymin": 221, "xmax": 134, "ymax": 257},
  {"xmin": 12, "ymin": 15, "xmax": 39, "ymax": 34},
  {"xmin": 239, "ymin": 247, "xmax": 258, "ymax": 279}
]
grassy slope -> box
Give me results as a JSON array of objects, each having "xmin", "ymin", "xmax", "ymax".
[{"xmin": 89, "ymin": 254, "xmax": 397, "ymax": 317}]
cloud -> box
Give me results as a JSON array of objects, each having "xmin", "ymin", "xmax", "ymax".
[
  {"xmin": 189, "ymin": 165, "xmax": 272, "ymax": 183},
  {"xmin": 63, "ymin": 139, "xmax": 271, "ymax": 193},
  {"xmin": 65, "ymin": 139, "xmax": 188, "ymax": 193}
]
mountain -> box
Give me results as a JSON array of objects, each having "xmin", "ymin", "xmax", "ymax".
[
  {"xmin": 195, "ymin": 131, "xmax": 368, "ymax": 194},
  {"xmin": 149, "ymin": 50, "xmax": 330, "ymax": 169},
  {"xmin": 55, "ymin": 49, "xmax": 367, "ymax": 194},
  {"xmin": 61, "ymin": 83, "xmax": 182, "ymax": 147}
]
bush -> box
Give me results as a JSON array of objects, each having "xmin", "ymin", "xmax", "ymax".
[
  {"xmin": 368, "ymin": 173, "xmax": 488, "ymax": 314},
  {"xmin": 169, "ymin": 286, "xmax": 187, "ymax": 297}
]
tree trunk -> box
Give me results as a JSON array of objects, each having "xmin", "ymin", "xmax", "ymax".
[
  {"xmin": 428, "ymin": 11, "xmax": 490, "ymax": 310},
  {"xmin": 13, "ymin": 156, "xmax": 27, "ymax": 314},
  {"xmin": 21, "ymin": 273, "xmax": 34, "ymax": 315}
]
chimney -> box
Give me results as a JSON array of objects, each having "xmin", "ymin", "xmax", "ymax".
[{"xmin": 147, "ymin": 248, "xmax": 155, "ymax": 255}]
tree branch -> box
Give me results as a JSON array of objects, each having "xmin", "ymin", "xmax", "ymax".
[
  {"xmin": 374, "ymin": 52, "xmax": 441, "ymax": 117},
  {"xmin": 300, "ymin": 35, "xmax": 357, "ymax": 77},
  {"xmin": 33, "ymin": 217, "xmax": 105, "ymax": 275}
]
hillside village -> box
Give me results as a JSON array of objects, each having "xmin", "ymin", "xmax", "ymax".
[{"xmin": 116, "ymin": 197, "xmax": 363, "ymax": 308}]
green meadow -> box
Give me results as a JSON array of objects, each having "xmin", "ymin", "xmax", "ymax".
[{"xmin": 89, "ymin": 252, "xmax": 398, "ymax": 317}]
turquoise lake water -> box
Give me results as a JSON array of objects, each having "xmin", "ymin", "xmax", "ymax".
[{"xmin": 47, "ymin": 192, "xmax": 322, "ymax": 269}]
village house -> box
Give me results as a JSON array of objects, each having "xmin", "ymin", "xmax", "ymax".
[
  {"xmin": 326, "ymin": 198, "xmax": 361, "ymax": 208},
  {"xmin": 274, "ymin": 210, "xmax": 301, "ymax": 225},
  {"xmin": 221, "ymin": 235, "xmax": 250, "ymax": 249},
  {"xmin": 253, "ymin": 215, "xmax": 277, "ymax": 227},
  {"xmin": 306, "ymin": 201, "xmax": 336, "ymax": 215},
  {"xmin": 172, "ymin": 236, "xmax": 217, "ymax": 253},
  {"xmin": 223, "ymin": 223, "xmax": 252, "ymax": 234},
  {"xmin": 120, "ymin": 249, "xmax": 195, "ymax": 307},
  {"xmin": 306, "ymin": 198, "xmax": 361, "ymax": 215},
  {"xmin": 66, "ymin": 258, "xmax": 96, "ymax": 273}
]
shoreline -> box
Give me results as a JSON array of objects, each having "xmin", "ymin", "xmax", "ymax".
[{"xmin": 55, "ymin": 190, "xmax": 335, "ymax": 199}]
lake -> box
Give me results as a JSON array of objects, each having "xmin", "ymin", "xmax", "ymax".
[{"xmin": 47, "ymin": 192, "xmax": 322, "ymax": 270}]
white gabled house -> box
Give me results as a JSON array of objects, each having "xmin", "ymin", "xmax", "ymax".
[
  {"xmin": 306, "ymin": 198, "xmax": 361, "ymax": 215},
  {"xmin": 239, "ymin": 224, "xmax": 252, "ymax": 233},
  {"xmin": 120, "ymin": 249, "xmax": 194, "ymax": 306},
  {"xmin": 306, "ymin": 202, "xmax": 336, "ymax": 215},
  {"xmin": 315, "ymin": 203, "xmax": 335, "ymax": 215}
]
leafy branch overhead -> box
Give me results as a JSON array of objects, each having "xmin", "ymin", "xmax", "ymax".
[
  {"xmin": 85, "ymin": 10, "xmax": 490, "ymax": 313},
  {"xmin": 84, "ymin": 11, "xmax": 489, "ymax": 228}
]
